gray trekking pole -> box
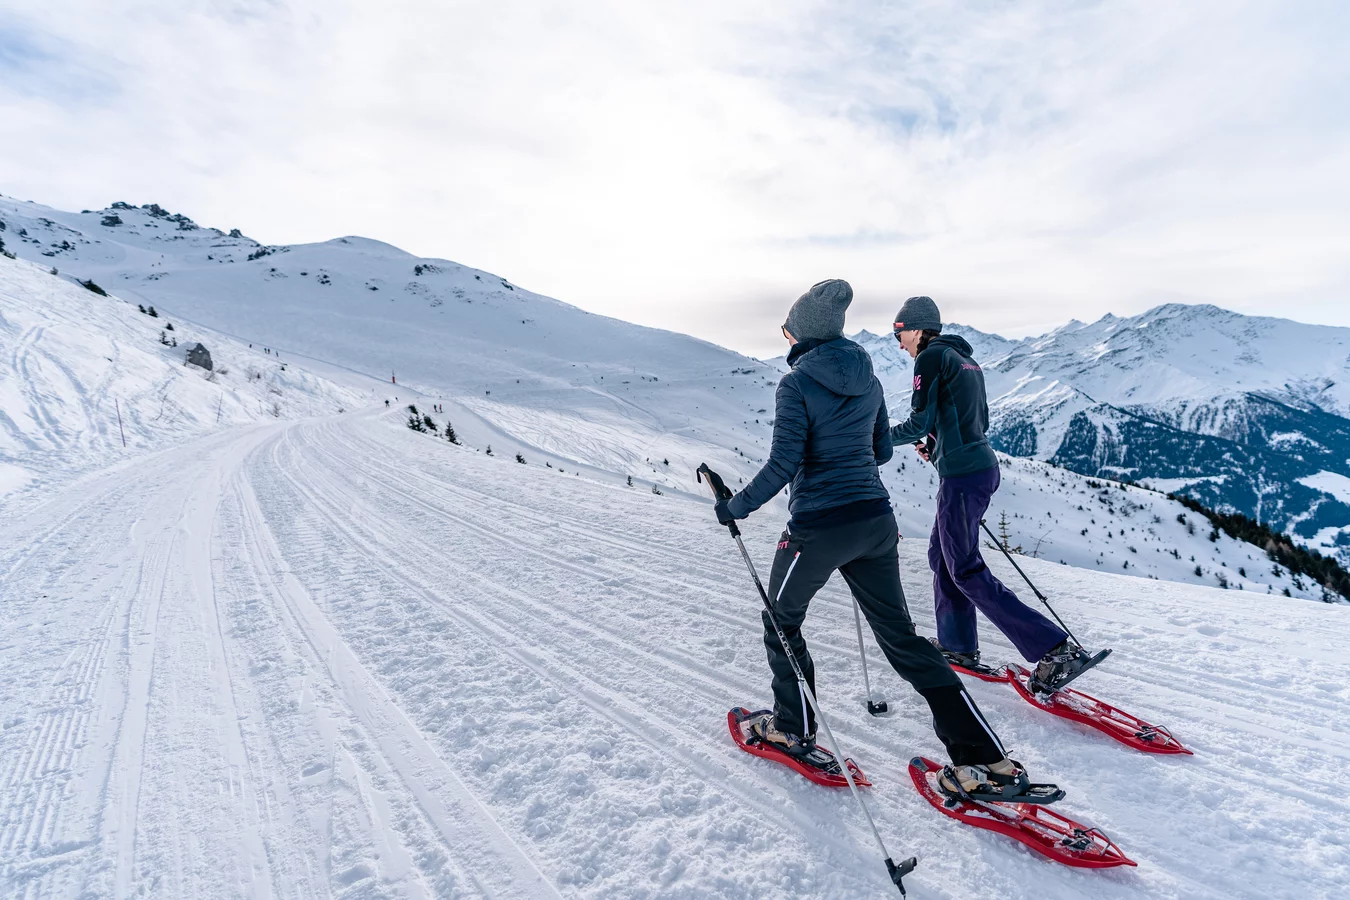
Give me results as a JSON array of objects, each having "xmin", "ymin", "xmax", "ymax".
[
  {"xmin": 978, "ymin": 519, "xmax": 1083, "ymax": 649},
  {"xmin": 698, "ymin": 464, "xmax": 917, "ymax": 896},
  {"xmin": 852, "ymin": 599, "xmax": 888, "ymax": 715}
]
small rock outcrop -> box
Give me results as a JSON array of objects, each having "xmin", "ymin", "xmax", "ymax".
[{"xmin": 185, "ymin": 343, "xmax": 213, "ymax": 371}]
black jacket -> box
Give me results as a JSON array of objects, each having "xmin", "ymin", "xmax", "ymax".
[
  {"xmin": 728, "ymin": 337, "xmax": 892, "ymax": 523},
  {"xmin": 889, "ymin": 333, "xmax": 998, "ymax": 477}
]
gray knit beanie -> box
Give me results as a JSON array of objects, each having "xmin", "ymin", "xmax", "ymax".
[
  {"xmin": 783, "ymin": 279, "xmax": 852, "ymax": 342},
  {"xmin": 893, "ymin": 296, "xmax": 942, "ymax": 334}
]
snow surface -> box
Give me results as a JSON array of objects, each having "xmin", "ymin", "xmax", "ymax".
[
  {"xmin": 0, "ymin": 253, "xmax": 364, "ymax": 501},
  {"xmin": 1299, "ymin": 471, "xmax": 1350, "ymax": 506},
  {"xmin": 2, "ymin": 196, "xmax": 1331, "ymax": 599},
  {"xmin": 3, "ymin": 408, "xmax": 1348, "ymax": 899},
  {"xmin": 4, "ymin": 198, "xmax": 1349, "ymax": 898},
  {"xmin": 0, "ymin": 196, "xmax": 780, "ymax": 503}
]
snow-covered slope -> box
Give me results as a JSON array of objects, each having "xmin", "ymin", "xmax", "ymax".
[
  {"xmin": 2, "ymin": 409, "xmax": 1346, "ymax": 898},
  {"xmin": 3, "ymin": 194, "xmax": 1338, "ymax": 595},
  {"xmin": 0, "ymin": 196, "xmax": 780, "ymax": 498},
  {"xmin": 854, "ymin": 308, "xmax": 1350, "ymax": 554},
  {"xmin": 0, "ymin": 253, "xmax": 361, "ymax": 502},
  {"xmin": 878, "ymin": 448, "xmax": 1324, "ymax": 600}
]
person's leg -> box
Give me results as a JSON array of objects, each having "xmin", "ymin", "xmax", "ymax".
[
  {"xmin": 838, "ymin": 516, "xmax": 1005, "ymax": 765},
  {"xmin": 930, "ymin": 485, "xmax": 978, "ymax": 654},
  {"xmin": 762, "ymin": 527, "xmax": 838, "ymax": 737},
  {"xmin": 938, "ymin": 469, "xmax": 1066, "ymax": 662}
]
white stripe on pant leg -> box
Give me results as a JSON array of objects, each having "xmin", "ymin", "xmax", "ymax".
[
  {"xmin": 774, "ymin": 551, "xmax": 802, "ymax": 608},
  {"xmin": 961, "ymin": 689, "xmax": 1006, "ymax": 757},
  {"xmin": 775, "ymin": 550, "xmax": 805, "ymax": 732}
]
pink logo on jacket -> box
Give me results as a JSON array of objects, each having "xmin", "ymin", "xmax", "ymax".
[{"xmin": 913, "ymin": 374, "xmax": 922, "ymax": 391}]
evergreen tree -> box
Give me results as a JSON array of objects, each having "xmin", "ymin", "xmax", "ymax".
[
  {"xmin": 1170, "ymin": 492, "xmax": 1350, "ymax": 601},
  {"xmin": 423, "ymin": 414, "xmax": 436, "ymax": 433},
  {"xmin": 444, "ymin": 421, "xmax": 458, "ymax": 444},
  {"xmin": 996, "ymin": 511, "xmax": 1022, "ymax": 553}
]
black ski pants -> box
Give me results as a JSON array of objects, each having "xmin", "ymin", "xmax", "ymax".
[{"xmin": 763, "ymin": 512, "xmax": 1006, "ymax": 766}]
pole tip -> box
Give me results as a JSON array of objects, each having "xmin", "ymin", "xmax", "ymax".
[{"xmin": 886, "ymin": 856, "xmax": 917, "ymax": 894}]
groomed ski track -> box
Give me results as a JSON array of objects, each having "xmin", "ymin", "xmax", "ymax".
[{"xmin": 1, "ymin": 410, "xmax": 1346, "ymax": 899}]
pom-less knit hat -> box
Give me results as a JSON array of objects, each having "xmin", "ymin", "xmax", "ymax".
[
  {"xmin": 783, "ymin": 279, "xmax": 852, "ymax": 342},
  {"xmin": 893, "ymin": 295, "xmax": 942, "ymax": 334}
]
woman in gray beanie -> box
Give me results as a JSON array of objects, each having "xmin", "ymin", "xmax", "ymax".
[
  {"xmin": 890, "ymin": 295, "xmax": 1109, "ymax": 699},
  {"xmin": 712, "ymin": 280, "xmax": 1056, "ymax": 803}
]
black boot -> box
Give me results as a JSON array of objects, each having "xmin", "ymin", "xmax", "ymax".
[
  {"xmin": 1030, "ymin": 640, "xmax": 1110, "ymax": 693},
  {"xmin": 929, "ymin": 637, "xmax": 981, "ymax": 669}
]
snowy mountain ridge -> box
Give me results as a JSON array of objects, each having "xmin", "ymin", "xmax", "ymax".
[
  {"xmin": 853, "ymin": 304, "xmax": 1350, "ymax": 557},
  {"xmin": 1, "ymin": 193, "xmax": 1341, "ymax": 600},
  {"xmin": 0, "ymin": 194, "xmax": 782, "ymax": 500}
]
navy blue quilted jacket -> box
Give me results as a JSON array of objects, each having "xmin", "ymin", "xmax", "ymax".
[{"xmin": 728, "ymin": 337, "xmax": 893, "ymax": 522}]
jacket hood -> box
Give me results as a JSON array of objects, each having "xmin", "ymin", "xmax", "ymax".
[
  {"xmin": 790, "ymin": 337, "xmax": 876, "ymax": 397},
  {"xmin": 928, "ymin": 333, "xmax": 974, "ymax": 356}
]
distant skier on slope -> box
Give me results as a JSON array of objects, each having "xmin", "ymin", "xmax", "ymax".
[
  {"xmin": 714, "ymin": 279, "xmax": 1041, "ymax": 800},
  {"xmin": 888, "ymin": 296, "xmax": 1107, "ymax": 693}
]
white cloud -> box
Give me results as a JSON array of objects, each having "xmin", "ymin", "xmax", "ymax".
[{"xmin": 2, "ymin": 0, "xmax": 1347, "ymax": 356}]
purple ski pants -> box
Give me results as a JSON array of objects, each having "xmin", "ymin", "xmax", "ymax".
[{"xmin": 929, "ymin": 465, "xmax": 1065, "ymax": 662}]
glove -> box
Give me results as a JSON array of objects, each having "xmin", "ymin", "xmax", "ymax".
[{"xmin": 714, "ymin": 498, "xmax": 738, "ymax": 525}]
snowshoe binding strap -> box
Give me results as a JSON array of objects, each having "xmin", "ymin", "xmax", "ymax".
[
  {"xmin": 937, "ymin": 762, "xmax": 1064, "ymax": 805},
  {"xmin": 748, "ymin": 714, "xmax": 841, "ymax": 776}
]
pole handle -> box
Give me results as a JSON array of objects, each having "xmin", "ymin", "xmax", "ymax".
[
  {"xmin": 696, "ymin": 462, "xmax": 734, "ymax": 501},
  {"xmin": 697, "ymin": 463, "xmax": 740, "ymax": 537}
]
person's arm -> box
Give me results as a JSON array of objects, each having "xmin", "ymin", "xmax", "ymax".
[
  {"xmin": 889, "ymin": 347, "xmax": 942, "ymax": 446},
  {"xmin": 727, "ymin": 376, "xmax": 808, "ymax": 518},
  {"xmin": 873, "ymin": 394, "xmax": 894, "ymax": 464}
]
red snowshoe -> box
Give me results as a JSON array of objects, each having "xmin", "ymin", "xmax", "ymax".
[
  {"xmin": 1006, "ymin": 664, "xmax": 1193, "ymax": 755},
  {"xmin": 947, "ymin": 658, "xmax": 1192, "ymax": 755},
  {"xmin": 727, "ymin": 708, "xmax": 870, "ymax": 788},
  {"xmin": 909, "ymin": 757, "xmax": 1136, "ymax": 869}
]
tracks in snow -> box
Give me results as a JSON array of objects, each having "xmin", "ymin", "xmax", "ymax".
[{"xmin": 4, "ymin": 410, "xmax": 1348, "ymax": 899}]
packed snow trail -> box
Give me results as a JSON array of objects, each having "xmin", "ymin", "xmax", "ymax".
[{"xmin": 2, "ymin": 411, "xmax": 1348, "ymax": 898}]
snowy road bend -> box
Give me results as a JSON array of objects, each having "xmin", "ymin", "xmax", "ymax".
[{"xmin": 2, "ymin": 411, "xmax": 1348, "ymax": 899}]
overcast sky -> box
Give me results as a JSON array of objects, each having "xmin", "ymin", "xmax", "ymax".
[{"xmin": 3, "ymin": 1, "xmax": 1347, "ymax": 356}]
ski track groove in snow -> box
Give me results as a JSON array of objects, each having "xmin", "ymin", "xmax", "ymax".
[
  {"xmin": 232, "ymin": 459, "xmax": 561, "ymax": 900},
  {"xmin": 263, "ymin": 424, "xmax": 900, "ymax": 896},
  {"xmin": 299, "ymin": 418, "xmax": 1343, "ymax": 802},
  {"xmin": 3, "ymin": 410, "xmax": 1348, "ymax": 898}
]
